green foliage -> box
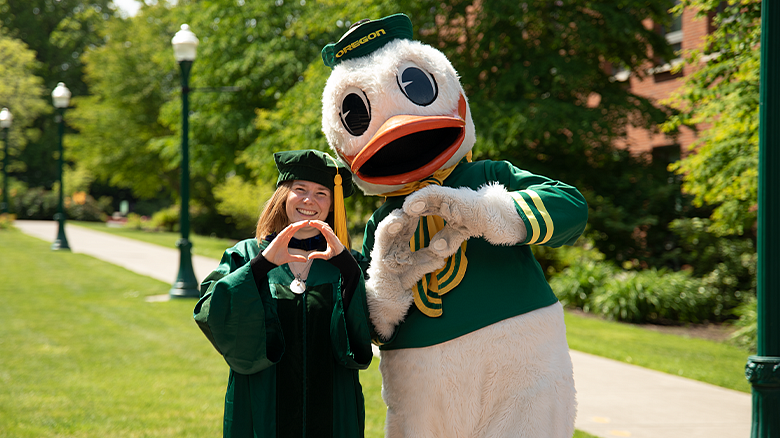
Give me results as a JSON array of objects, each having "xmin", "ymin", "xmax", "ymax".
[
  {"xmin": 124, "ymin": 212, "xmax": 153, "ymax": 231},
  {"xmin": 67, "ymin": 4, "xmax": 180, "ymax": 199},
  {"xmin": 0, "ymin": 0, "xmax": 115, "ymax": 189},
  {"xmin": 247, "ymin": 0, "xmax": 688, "ymax": 267},
  {"xmin": 551, "ymin": 261, "xmax": 736, "ymax": 324},
  {"xmin": 0, "ymin": 34, "xmax": 49, "ymax": 177},
  {"xmin": 591, "ymin": 269, "xmax": 717, "ymax": 324},
  {"xmin": 9, "ymin": 184, "xmax": 110, "ymax": 221},
  {"xmin": 549, "ymin": 260, "xmax": 619, "ymax": 311},
  {"xmin": 669, "ymin": 217, "xmax": 756, "ymax": 313},
  {"xmin": 11, "ymin": 186, "xmax": 58, "ymax": 219},
  {"xmin": 212, "ymin": 176, "xmax": 271, "ymax": 234},
  {"xmin": 729, "ymin": 296, "xmax": 757, "ymax": 352},
  {"xmin": 149, "ymin": 204, "xmax": 180, "ymax": 232},
  {"xmin": 0, "ymin": 213, "xmax": 15, "ymax": 229},
  {"xmin": 663, "ymin": 0, "xmax": 762, "ymax": 236}
]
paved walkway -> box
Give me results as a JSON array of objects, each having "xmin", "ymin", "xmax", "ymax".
[{"xmin": 14, "ymin": 220, "xmax": 753, "ymax": 438}]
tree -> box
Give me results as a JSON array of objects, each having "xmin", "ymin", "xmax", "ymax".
[
  {"xmin": 0, "ymin": 0, "xmax": 114, "ymax": 188},
  {"xmin": 663, "ymin": 0, "xmax": 762, "ymax": 237},
  {"xmin": 66, "ymin": 3, "xmax": 181, "ymax": 200},
  {"xmin": 245, "ymin": 1, "xmax": 688, "ymax": 265},
  {"xmin": 0, "ymin": 33, "xmax": 49, "ymax": 178}
]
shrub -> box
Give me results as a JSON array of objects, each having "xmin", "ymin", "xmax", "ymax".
[
  {"xmin": 124, "ymin": 213, "xmax": 153, "ymax": 231},
  {"xmin": 10, "ymin": 185, "xmax": 111, "ymax": 222},
  {"xmin": 12, "ymin": 187, "xmax": 58, "ymax": 219},
  {"xmin": 549, "ymin": 261, "xmax": 619, "ymax": 311},
  {"xmin": 149, "ymin": 205, "xmax": 180, "ymax": 232},
  {"xmin": 669, "ymin": 217, "xmax": 756, "ymax": 314},
  {"xmin": 0, "ymin": 213, "xmax": 16, "ymax": 230},
  {"xmin": 590, "ymin": 269, "xmax": 717, "ymax": 324},
  {"xmin": 730, "ymin": 297, "xmax": 757, "ymax": 352},
  {"xmin": 66, "ymin": 193, "xmax": 112, "ymax": 222}
]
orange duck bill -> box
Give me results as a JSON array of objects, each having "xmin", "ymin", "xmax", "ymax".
[{"xmin": 348, "ymin": 113, "xmax": 466, "ymax": 186}]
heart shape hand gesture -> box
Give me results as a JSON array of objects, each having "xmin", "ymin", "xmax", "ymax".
[{"xmin": 261, "ymin": 220, "xmax": 345, "ymax": 265}]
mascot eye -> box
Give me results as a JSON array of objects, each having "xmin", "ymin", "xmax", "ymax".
[
  {"xmin": 397, "ymin": 63, "xmax": 438, "ymax": 106},
  {"xmin": 339, "ymin": 87, "xmax": 371, "ymax": 136}
]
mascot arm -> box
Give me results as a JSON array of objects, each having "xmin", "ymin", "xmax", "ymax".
[
  {"xmin": 403, "ymin": 162, "xmax": 589, "ymax": 249},
  {"xmin": 365, "ymin": 208, "xmax": 449, "ymax": 340},
  {"xmin": 402, "ymin": 183, "xmax": 527, "ymax": 246},
  {"xmin": 496, "ymin": 163, "xmax": 589, "ymax": 248}
]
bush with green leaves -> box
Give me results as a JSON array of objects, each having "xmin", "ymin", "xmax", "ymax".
[
  {"xmin": 590, "ymin": 269, "xmax": 717, "ymax": 324},
  {"xmin": 549, "ymin": 260, "xmax": 619, "ymax": 311},
  {"xmin": 10, "ymin": 185, "xmax": 110, "ymax": 221},
  {"xmin": 551, "ymin": 261, "xmax": 725, "ymax": 325},
  {"xmin": 0, "ymin": 213, "xmax": 16, "ymax": 230},
  {"xmin": 729, "ymin": 297, "xmax": 757, "ymax": 352},
  {"xmin": 669, "ymin": 217, "xmax": 756, "ymax": 315}
]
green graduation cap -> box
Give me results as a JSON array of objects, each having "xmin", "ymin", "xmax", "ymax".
[
  {"xmin": 274, "ymin": 149, "xmax": 354, "ymax": 198},
  {"xmin": 321, "ymin": 13, "xmax": 413, "ymax": 68},
  {"xmin": 274, "ymin": 149, "xmax": 354, "ymax": 247}
]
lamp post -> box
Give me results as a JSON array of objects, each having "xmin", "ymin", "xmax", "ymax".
[
  {"xmin": 51, "ymin": 82, "xmax": 71, "ymax": 251},
  {"xmin": 0, "ymin": 107, "xmax": 11, "ymax": 214},
  {"xmin": 169, "ymin": 24, "xmax": 200, "ymax": 298},
  {"xmin": 746, "ymin": 1, "xmax": 780, "ymax": 436}
]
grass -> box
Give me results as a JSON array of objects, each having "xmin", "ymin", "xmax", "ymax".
[
  {"xmin": 564, "ymin": 311, "xmax": 751, "ymax": 393},
  {"xmin": 70, "ymin": 222, "xmax": 754, "ymax": 393},
  {"xmin": 4, "ymin": 224, "xmax": 751, "ymax": 437},
  {"xmin": 0, "ymin": 228, "xmax": 603, "ymax": 437},
  {"xmin": 71, "ymin": 221, "xmax": 239, "ymax": 260},
  {"xmin": 0, "ymin": 230, "xmax": 387, "ymax": 437}
]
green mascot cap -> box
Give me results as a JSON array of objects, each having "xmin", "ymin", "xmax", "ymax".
[{"xmin": 321, "ymin": 13, "xmax": 413, "ymax": 68}]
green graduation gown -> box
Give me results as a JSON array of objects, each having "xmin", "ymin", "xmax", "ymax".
[{"xmin": 194, "ymin": 239, "xmax": 373, "ymax": 438}]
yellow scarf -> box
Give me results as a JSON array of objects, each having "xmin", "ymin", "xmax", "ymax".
[{"xmin": 380, "ymin": 152, "xmax": 471, "ymax": 317}]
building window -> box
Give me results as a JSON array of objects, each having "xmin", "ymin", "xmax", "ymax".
[{"xmin": 652, "ymin": 0, "xmax": 683, "ymax": 75}]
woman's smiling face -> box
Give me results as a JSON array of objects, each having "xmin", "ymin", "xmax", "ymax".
[{"xmin": 285, "ymin": 180, "xmax": 332, "ymax": 227}]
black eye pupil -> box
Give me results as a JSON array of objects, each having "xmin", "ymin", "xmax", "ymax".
[
  {"xmin": 341, "ymin": 92, "xmax": 371, "ymax": 136},
  {"xmin": 398, "ymin": 67, "xmax": 437, "ymax": 106}
]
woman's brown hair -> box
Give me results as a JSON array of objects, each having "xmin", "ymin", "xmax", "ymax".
[{"xmin": 254, "ymin": 181, "xmax": 339, "ymax": 242}]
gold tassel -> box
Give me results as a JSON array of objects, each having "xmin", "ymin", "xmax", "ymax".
[
  {"xmin": 333, "ymin": 172, "xmax": 350, "ymax": 249},
  {"xmin": 327, "ymin": 154, "xmax": 350, "ymax": 250}
]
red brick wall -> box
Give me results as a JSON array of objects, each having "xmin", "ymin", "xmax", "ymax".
[{"xmin": 621, "ymin": 7, "xmax": 711, "ymax": 159}]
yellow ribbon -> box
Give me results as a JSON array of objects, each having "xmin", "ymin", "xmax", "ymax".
[
  {"xmin": 327, "ymin": 154, "xmax": 350, "ymax": 250},
  {"xmin": 379, "ymin": 152, "xmax": 472, "ymax": 317}
]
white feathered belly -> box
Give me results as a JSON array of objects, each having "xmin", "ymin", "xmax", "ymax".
[{"xmin": 378, "ymin": 302, "xmax": 577, "ymax": 438}]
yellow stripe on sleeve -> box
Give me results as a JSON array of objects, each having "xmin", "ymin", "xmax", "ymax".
[
  {"xmin": 522, "ymin": 189, "xmax": 554, "ymax": 244},
  {"xmin": 510, "ymin": 192, "xmax": 540, "ymax": 244}
]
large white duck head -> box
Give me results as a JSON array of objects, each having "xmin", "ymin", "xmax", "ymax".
[{"xmin": 321, "ymin": 13, "xmax": 476, "ymax": 196}]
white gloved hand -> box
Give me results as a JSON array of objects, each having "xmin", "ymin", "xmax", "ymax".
[
  {"xmin": 366, "ymin": 208, "xmax": 451, "ymax": 340},
  {"xmin": 402, "ymin": 183, "xmax": 527, "ymax": 246}
]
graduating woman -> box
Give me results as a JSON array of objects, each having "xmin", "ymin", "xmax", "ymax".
[{"xmin": 194, "ymin": 149, "xmax": 373, "ymax": 438}]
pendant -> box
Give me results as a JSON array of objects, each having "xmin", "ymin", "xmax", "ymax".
[{"xmin": 290, "ymin": 278, "xmax": 306, "ymax": 294}]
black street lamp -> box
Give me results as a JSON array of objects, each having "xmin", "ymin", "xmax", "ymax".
[
  {"xmin": 169, "ymin": 24, "xmax": 200, "ymax": 298},
  {"xmin": 0, "ymin": 107, "xmax": 11, "ymax": 214},
  {"xmin": 51, "ymin": 82, "xmax": 71, "ymax": 251}
]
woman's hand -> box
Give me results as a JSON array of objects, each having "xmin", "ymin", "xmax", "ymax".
[
  {"xmin": 307, "ymin": 220, "xmax": 345, "ymax": 261},
  {"xmin": 261, "ymin": 221, "xmax": 311, "ymax": 265}
]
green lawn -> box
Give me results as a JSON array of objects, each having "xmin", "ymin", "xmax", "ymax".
[
  {"xmin": 3, "ymin": 224, "xmax": 751, "ymax": 437},
  {"xmin": 71, "ymin": 221, "xmax": 753, "ymax": 393},
  {"xmin": 565, "ymin": 311, "xmax": 751, "ymax": 393}
]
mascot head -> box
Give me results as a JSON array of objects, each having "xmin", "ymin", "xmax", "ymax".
[{"xmin": 321, "ymin": 13, "xmax": 475, "ymax": 196}]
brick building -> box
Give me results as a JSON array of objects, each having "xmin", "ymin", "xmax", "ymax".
[{"xmin": 618, "ymin": 4, "xmax": 715, "ymax": 165}]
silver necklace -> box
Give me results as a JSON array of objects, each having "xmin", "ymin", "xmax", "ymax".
[{"xmin": 289, "ymin": 259, "xmax": 313, "ymax": 294}]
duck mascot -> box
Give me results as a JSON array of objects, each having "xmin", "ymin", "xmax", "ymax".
[{"xmin": 320, "ymin": 13, "xmax": 588, "ymax": 438}]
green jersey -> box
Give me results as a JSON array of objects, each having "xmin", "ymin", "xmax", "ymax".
[{"xmin": 362, "ymin": 160, "xmax": 588, "ymax": 350}]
